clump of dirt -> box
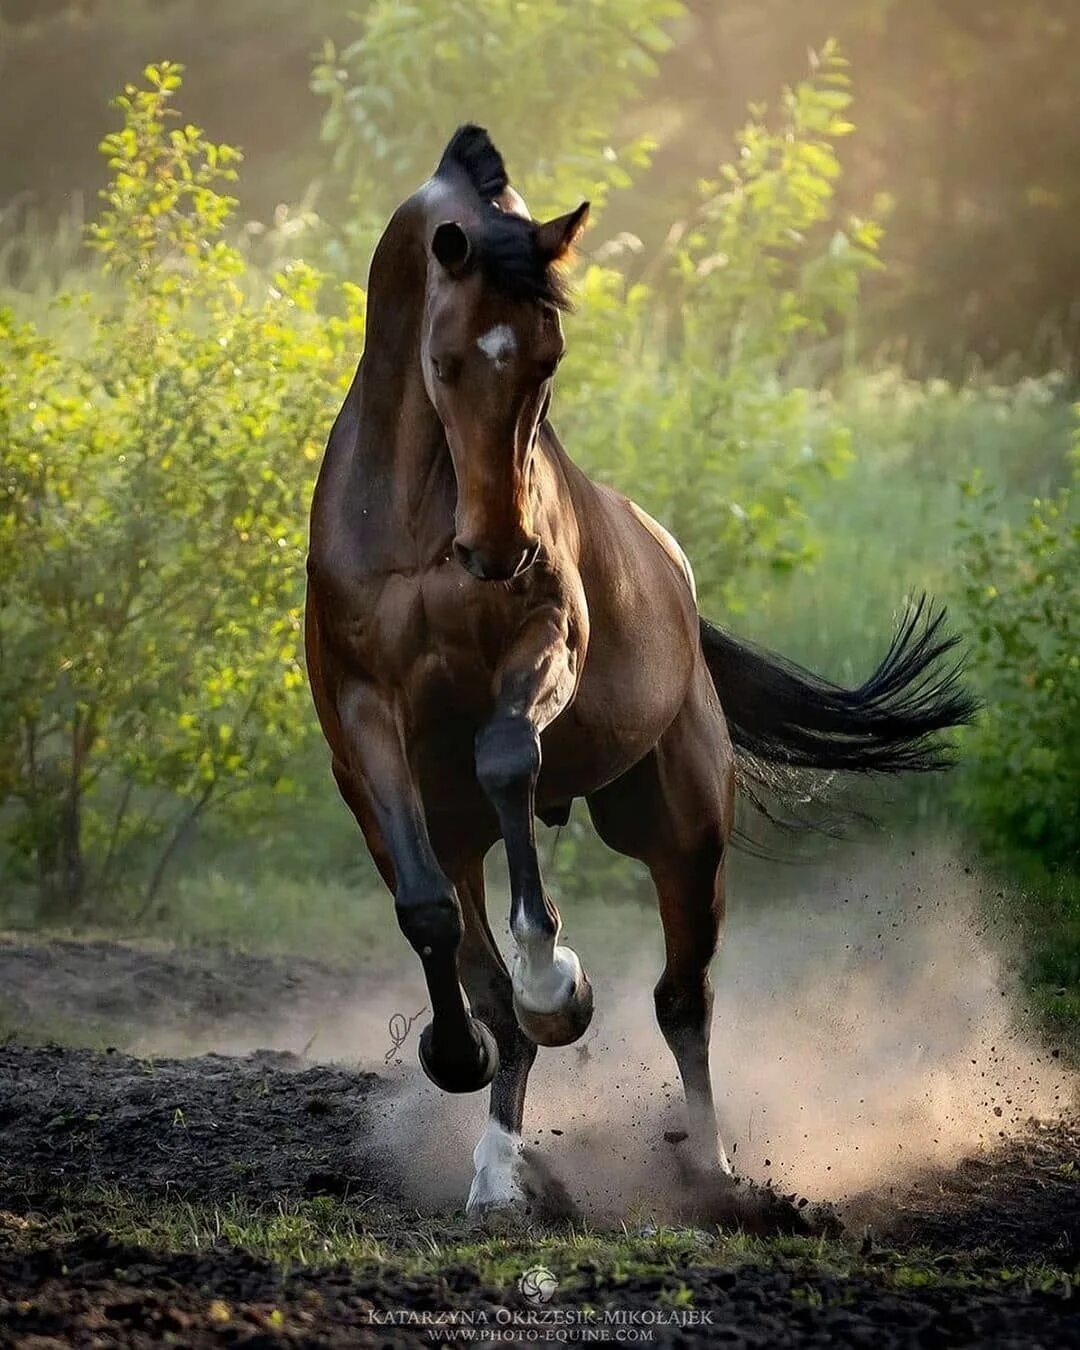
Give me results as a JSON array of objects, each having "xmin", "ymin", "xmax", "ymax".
[
  {"xmin": 881, "ymin": 1117, "xmax": 1080, "ymax": 1265},
  {"xmin": 1, "ymin": 1041, "xmax": 1078, "ymax": 1263},
  {"xmin": 0, "ymin": 965, "xmax": 1078, "ymax": 1347},
  {"xmin": 1, "ymin": 840, "xmax": 1078, "ymax": 1350}
]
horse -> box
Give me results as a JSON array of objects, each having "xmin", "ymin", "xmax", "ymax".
[{"xmin": 305, "ymin": 125, "xmax": 976, "ymax": 1216}]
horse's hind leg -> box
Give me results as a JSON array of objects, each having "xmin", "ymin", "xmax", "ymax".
[
  {"xmin": 649, "ymin": 844, "xmax": 731, "ymax": 1174},
  {"xmin": 454, "ymin": 858, "xmax": 539, "ymax": 1212},
  {"xmin": 588, "ymin": 668, "xmax": 734, "ymax": 1175}
]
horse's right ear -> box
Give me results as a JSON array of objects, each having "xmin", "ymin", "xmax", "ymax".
[{"xmin": 431, "ymin": 221, "xmax": 472, "ymax": 274}]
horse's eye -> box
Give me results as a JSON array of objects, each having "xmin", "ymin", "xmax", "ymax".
[
  {"xmin": 432, "ymin": 356, "xmax": 458, "ymax": 384},
  {"xmin": 540, "ymin": 353, "xmax": 564, "ymax": 381}
]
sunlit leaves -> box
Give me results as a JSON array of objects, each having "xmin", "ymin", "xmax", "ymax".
[
  {"xmin": 312, "ymin": 0, "xmax": 684, "ymax": 248},
  {"xmin": 557, "ymin": 47, "xmax": 874, "ymax": 614},
  {"xmin": 0, "ymin": 70, "xmax": 364, "ymax": 912}
]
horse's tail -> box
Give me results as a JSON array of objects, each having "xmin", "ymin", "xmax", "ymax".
[{"xmin": 699, "ymin": 597, "xmax": 978, "ymax": 804}]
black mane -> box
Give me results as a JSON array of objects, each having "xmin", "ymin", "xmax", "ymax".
[{"xmin": 434, "ymin": 124, "xmax": 572, "ymax": 311}]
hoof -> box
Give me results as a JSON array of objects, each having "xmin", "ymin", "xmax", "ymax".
[
  {"xmin": 466, "ymin": 1129, "xmax": 580, "ymax": 1227},
  {"xmin": 514, "ymin": 966, "xmax": 594, "ymax": 1047},
  {"xmin": 418, "ymin": 1017, "xmax": 499, "ymax": 1093}
]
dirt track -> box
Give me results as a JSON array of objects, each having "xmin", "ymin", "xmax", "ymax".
[{"xmin": 0, "ymin": 937, "xmax": 1078, "ymax": 1346}]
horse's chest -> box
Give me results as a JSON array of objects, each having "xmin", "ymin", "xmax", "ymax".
[{"xmin": 333, "ymin": 563, "xmax": 513, "ymax": 694}]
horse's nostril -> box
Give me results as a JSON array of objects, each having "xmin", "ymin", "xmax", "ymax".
[
  {"xmin": 453, "ymin": 540, "xmax": 497, "ymax": 579},
  {"xmin": 452, "ymin": 538, "xmax": 540, "ymax": 581}
]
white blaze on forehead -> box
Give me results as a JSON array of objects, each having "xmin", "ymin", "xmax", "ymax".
[{"xmin": 477, "ymin": 324, "xmax": 517, "ymax": 368}]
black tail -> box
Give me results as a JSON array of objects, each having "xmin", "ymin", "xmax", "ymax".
[{"xmin": 700, "ymin": 597, "xmax": 979, "ymax": 785}]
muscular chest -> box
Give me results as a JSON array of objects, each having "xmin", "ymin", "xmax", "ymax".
[{"xmin": 318, "ymin": 553, "xmax": 574, "ymax": 700}]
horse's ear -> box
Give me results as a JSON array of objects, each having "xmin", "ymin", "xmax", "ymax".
[
  {"xmin": 536, "ymin": 201, "xmax": 590, "ymax": 262},
  {"xmin": 431, "ymin": 221, "xmax": 472, "ymax": 274}
]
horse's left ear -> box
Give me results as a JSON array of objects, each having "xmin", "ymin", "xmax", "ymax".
[{"xmin": 536, "ymin": 201, "xmax": 590, "ymax": 262}]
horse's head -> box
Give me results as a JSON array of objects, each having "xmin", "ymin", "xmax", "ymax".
[{"xmin": 420, "ymin": 129, "xmax": 588, "ymax": 581}]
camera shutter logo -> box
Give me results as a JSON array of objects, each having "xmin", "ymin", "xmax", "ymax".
[{"xmin": 518, "ymin": 1265, "xmax": 558, "ymax": 1305}]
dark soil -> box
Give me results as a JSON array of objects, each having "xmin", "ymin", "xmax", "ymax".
[
  {"xmin": 1, "ymin": 1227, "xmax": 1077, "ymax": 1349},
  {"xmin": 0, "ymin": 1043, "xmax": 380, "ymax": 1205},
  {"xmin": 0, "ymin": 939, "xmax": 1078, "ymax": 1347}
]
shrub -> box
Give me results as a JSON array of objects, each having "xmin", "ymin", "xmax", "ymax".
[
  {"xmin": 957, "ymin": 446, "xmax": 1079, "ymax": 872},
  {"xmin": 557, "ymin": 44, "xmax": 879, "ymax": 614},
  {"xmin": 0, "ymin": 65, "xmax": 363, "ymax": 918}
]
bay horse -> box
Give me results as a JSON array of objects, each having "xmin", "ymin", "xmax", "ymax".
[{"xmin": 306, "ymin": 126, "xmax": 975, "ymax": 1215}]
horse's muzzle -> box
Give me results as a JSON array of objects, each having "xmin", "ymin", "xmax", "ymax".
[{"xmin": 453, "ymin": 536, "xmax": 541, "ymax": 581}]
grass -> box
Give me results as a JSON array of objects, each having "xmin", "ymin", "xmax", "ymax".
[
  {"xmin": 743, "ymin": 369, "xmax": 1074, "ymax": 677},
  {"xmin": 1, "ymin": 1185, "xmax": 1073, "ymax": 1299}
]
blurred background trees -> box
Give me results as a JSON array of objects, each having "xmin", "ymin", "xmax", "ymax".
[
  {"xmin": 2, "ymin": 0, "xmax": 1078, "ymax": 367},
  {"xmin": 0, "ymin": 1, "xmax": 1076, "ymax": 1031}
]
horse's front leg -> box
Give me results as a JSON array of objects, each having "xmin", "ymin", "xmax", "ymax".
[
  {"xmin": 335, "ymin": 680, "xmax": 497, "ymax": 1093},
  {"xmin": 475, "ymin": 606, "xmax": 593, "ymax": 1047}
]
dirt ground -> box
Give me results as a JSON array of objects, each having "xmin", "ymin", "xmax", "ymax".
[{"xmin": 0, "ymin": 937, "xmax": 1078, "ymax": 1347}]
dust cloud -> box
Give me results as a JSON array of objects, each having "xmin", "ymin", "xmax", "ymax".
[
  {"xmin": 359, "ymin": 842, "xmax": 1075, "ymax": 1221},
  {"xmin": 107, "ymin": 839, "xmax": 1076, "ymax": 1221}
]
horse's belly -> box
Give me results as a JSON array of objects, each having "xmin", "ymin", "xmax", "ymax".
[{"xmin": 538, "ymin": 610, "xmax": 696, "ymax": 802}]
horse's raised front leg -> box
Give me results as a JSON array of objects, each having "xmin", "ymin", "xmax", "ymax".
[
  {"xmin": 334, "ymin": 682, "xmax": 497, "ymax": 1094},
  {"xmin": 475, "ymin": 606, "xmax": 593, "ymax": 1047}
]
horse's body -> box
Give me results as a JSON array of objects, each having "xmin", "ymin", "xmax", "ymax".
[{"xmin": 306, "ymin": 127, "xmax": 974, "ymax": 1213}]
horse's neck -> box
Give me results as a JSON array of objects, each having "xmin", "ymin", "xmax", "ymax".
[{"xmin": 354, "ymin": 194, "xmax": 450, "ymax": 522}]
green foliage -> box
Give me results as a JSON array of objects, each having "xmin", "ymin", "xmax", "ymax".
[
  {"xmin": 957, "ymin": 449, "xmax": 1079, "ymax": 872},
  {"xmin": 0, "ymin": 44, "xmax": 888, "ymax": 924},
  {"xmin": 955, "ymin": 433, "xmax": 1080, "ymax": 1030},
  {"xmin": 0, "ymin": 65, "xmax": 363, "ymax": 916},
  {"xmin": 558, "ymin": 44, "xmax": 879, "ymax": 613},
  {"xmin": 313, "ymin": 0, "xmax": 683, "ymax": 256},
  {"xmin": 4, "ymin": 2, "xmax": 1080, "ymax": 369}
]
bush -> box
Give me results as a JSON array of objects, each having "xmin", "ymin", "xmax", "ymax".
[
  {"xmin": 955, "ymin": 427, "xmax": 1079, "ymax": 1034},
  {"xmin": 557, "ymin": 43, "xmax": 879, "ymax": 614},
  {"xmin": 0, "ymin": 65, "xmax": 363, "ymax": 919},
  {"xmin": 957, "ymin": 448, "xmax": 1079, "ymax": 872}
]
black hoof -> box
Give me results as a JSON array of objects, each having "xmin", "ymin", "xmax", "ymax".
[
  {"xmin": 514, "ymin": 969, "xmax": 594, "ymax": 1047},
  {"xmin": 418, "ymin": 1017, "xmax": 499, "ymax": 1093}
]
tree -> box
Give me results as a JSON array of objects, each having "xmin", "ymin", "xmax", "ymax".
[{"xmin": 312, "ymin": 0, "xmax": 684, "ymax": 261}]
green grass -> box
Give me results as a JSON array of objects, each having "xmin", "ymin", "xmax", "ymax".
[
  {"xmin": 743, "ymin": 370, "xmax": 1074, "ymax": 677},
  {"xmin": 1, "ymin": 1185, "xmax": 1073, "ymax": 1299}
]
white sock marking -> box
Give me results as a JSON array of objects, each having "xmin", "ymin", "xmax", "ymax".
[
  {"xmin": 513, "ymin": 943, "xmax": 583, "ymax": 1014},
  {"xmin": 467, "ymin": 1118, "xmax": 525, "ymax": 1212}
]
